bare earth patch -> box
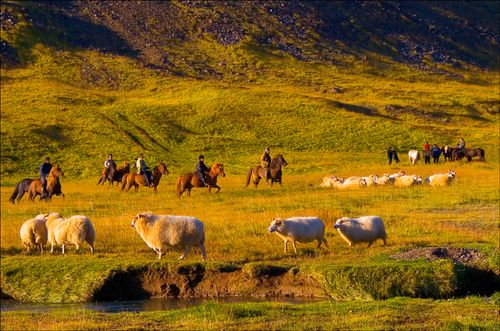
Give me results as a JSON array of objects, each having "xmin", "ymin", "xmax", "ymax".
[{"xmin": 392, "ymin": 247, "xmax": 486, "ymax": 267}]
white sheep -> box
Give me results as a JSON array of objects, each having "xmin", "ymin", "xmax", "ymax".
[
  {"xmin": 52, "ymin": 215, "xmax": 95, "ymax": 254},
  {"xmin": 19, "ymin": 214, "xmax": 48, "ymax": 253},
  {"xmin": 361, "ymin": 175, "xmax": 378, "ymax": 187},
  {"xmin": 375, "ymin": 174, "xmax": 394, "ymax": 185},
  {"xmin": 268, "ymin": 217, "xmax": 328, "ymax": 253},
  {"xmin": 340, "ymin": 176, "xmax": 367, "ymax": 189},
  {"xmin": 45, "ymin": 212, "xmax": 64, "ymax": 253},
  {"xmin": 426, "ymin": 170, "xmax": 456, "ymax": 186},
  {"xmin": 389, "ymin": 171, "xmax": 406, "ymax": 180},
  {"xmin": 394, "ymin": 174, "xmax": 422, "ymax": 187},
  {"xmin": 131, "ymin": 212, "xmax": 206, "ymax": 260},
  {"xmin": 333, "ymin": 216, "xmax": 387, "ymax": 247},
  {"xmin": 320, "ymin": 176, "xmax": 344, "ymax": 188}
]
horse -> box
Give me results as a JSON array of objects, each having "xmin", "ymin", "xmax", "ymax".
[
  {"xmin": 246, "ymin": 154, "xmax": 288, "ymax": 188},
  {"xmin": 408, "ymin": 150, "xmax": 420, "ymax": 165},
  {"xmin": 176, "ymin": 163, "xmax": 226, "ymax": 197},
  {"xmin": 441, "ymin": 145, "xmax": 454, "ymax": 162},
  {"xmin": 453, "ymin": 148, "xmax": 486, "ymax": 162},
  {"xmin": 422, "ymin": 149, "xmax": 432, "ymax": 164},
  {"xmin": 9, "ymin": 179, "xmax": 33, "ymax": 204},
  {"xmin": 27, "ymin": 165, "xmax": 65, "ymax": 202},
  {"xmin": 97, "ymin": 162, "xmax": 130, "ymax": 185},
  {"xmin": 121, "ymin": 162, "xmax": 169, "ymax": 192}
]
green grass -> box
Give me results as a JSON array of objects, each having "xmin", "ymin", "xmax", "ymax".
[{"xmin": 2, "ymin": 296, "xmax": 499, "ymax": 330}]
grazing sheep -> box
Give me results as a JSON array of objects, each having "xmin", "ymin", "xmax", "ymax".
[
  {"xmin": 361, "ymin": 175, "xmax": 378, "ymax": 187},
  {"xmin": 320, "ymin": 176, "xmax": 344, "ymax": 188},
  {"xmin": 341, "ymin": 176, "xmax": 367, "ymax": 189},
  {"xmin": 375, "ymin": 174, "xmax": 394, "ymax": 185},
  {"xmin": 53, "ymin": 215, "xmax": 95, "ymax": 254},
  {"xmin": 389, "ymin": 171, "xmax": 406, "ymax": 180},
  {"xmin": 45, "ymin": 212, "xmax": 64, "ymax": 253},
  {"xmin": 394, "ymin": 175, "xmax": 422, "ymax": 187},
  {"xmin": 268, "ymin": 217, "xmax": 328, "ymax": 253},
  {"xmin": 334, "ymin": 216, "xmax": 387, "ymax": 247},
  {"xmin": 19, "ymin": 214, "xmax": 48, "ymax": 253},
  {"xmin": 426, "ymin": 170, "xmax": 456, "ymax": 186},
  {"xmin": 131, "ymin": 212, "xmax": 206, "ymax": 260}
]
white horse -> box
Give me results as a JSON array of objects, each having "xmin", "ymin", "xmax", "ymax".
[{"xmin": 408, "ymin": 150, "xmax": 420, "ymax": 165}]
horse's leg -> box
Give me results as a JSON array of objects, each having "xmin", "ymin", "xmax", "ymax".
[
  {"xmin": 208, "ymin": 185, "xmax": 212, "ymax": 193},
  {"xmin": 213, "ymin": 185, "xmax": 221, "ymax": 193},
  {"xmin": 187, "ymin": 188, "xmax": 191, "ymax": 196}
]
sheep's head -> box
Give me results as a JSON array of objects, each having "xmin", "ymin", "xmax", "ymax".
[
  {"xmin": 448, "ymin": 170, "xmax": 456, "ymax": 178},
  {"xmin": 131, "ymin": 212, "xmax": 152, "ymax": 227},
  {"xmin": 334, "ymin": 217, "xmax": 350, "ymax": 230},
  {"xmin": 414, "ymin": 175, "xmax": 423, "ymax": 184},
  {"xmin": 45, "ymin": 212, "xmax": 62, "ymax": 223},
  {"xmin": 268, "ymin": 218, "xmax": 285, "ymax": 233}
]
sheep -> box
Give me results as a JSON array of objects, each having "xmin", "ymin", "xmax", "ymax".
[
  {"xmin": 375, "ymin": 174, "xmax": 394, "ymax": 185},
  {"xmin": 45, "ymin": 212, "xmax": 64, "ymax": 253},
  {"xmin": 131, "ymin": 212, "xmax": 206, "ymax": 260},
  {"xmin": 333, "ymin": 216, "xmax": 387, "ymax": 247},
  {"xmin": 52, "ymin": 215, "xmax": 95, "ymax": 254},
  {"xmin": 320, "ymin": 176, "xmax": 344, "ymax": 188},
  {"xmin": 361, "ymin": 175, "xmax": 378, "ymax": 187},
  {"xmin": 19, "ymin": 214, "xmax": 48, "ymax": 253},
  {"xmin": 341, "ymin": 176, "xmax": 367, "ymax": 189},
  {"xmin": 268, "ymin": 217, "xmax": 328, "ymax": 254},
  {"xmin": 393, "ymin": 174, "xmax": 422, "ymax": 187},
  {"xmin": 388, "ymin": 171, "xmax": 406, "ymax": 180},
  {"xmin": 426, "ymin": 170, "xmax": 456, "ymax": 186}
]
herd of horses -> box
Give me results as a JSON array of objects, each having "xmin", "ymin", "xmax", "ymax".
[
  {"xmin": 410, "ymin": 146, "xmax": 486, "ymax": 165},
  {"xmin": 8, "ymin": 146, "xmax": 484, "ymax": 204},
  {"xmin": 9, "ymin": 154, "xmax": 289, "ymax": 203}
]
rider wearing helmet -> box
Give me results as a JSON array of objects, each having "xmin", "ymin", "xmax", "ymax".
[{"xmin": 195, "ymin": 155, "xmax": 210, "ymax": 187}]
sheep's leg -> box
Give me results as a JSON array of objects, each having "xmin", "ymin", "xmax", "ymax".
[
  {"xmin": 39, "ymin": 244, "xmax": 43, "ymax": 254},
  {"xmin": 61, "ymin": 244, "xmax": 65, "ymax": 255},
  {"xmin": 75, "ymin": 244, "xmax": 80, "ymax": 253},
  {"xmin": 284, "ymin": 240, "xmax": 288, "ymax": 253},
  {"xmin": 382, "ymin": 238, "xmax": 387, "ymax": 246},
  {"xmin": 179, "ymin": 245, "xmax": 191, "ymax": 260},
  {"xmin": 89, "ymin": 243, "xmax": 94, "ymax": 254},
  {"xmin": 50, "ymin": 243, "xmax": 54, "ymax": 253},
  {"xmin": 322, "ymin": 238, "xmax": 329, "ymax": 248},
  {"xmin": 291, "ymin": 241, "xmax": 298, "ymax": 254},
  {"xmin": 200, "ymin": 242, "xmax": 207, "ymax": 261},
  {"xmin": 367, "ymin": 241, "xmax": 373, "ymax": 248}
]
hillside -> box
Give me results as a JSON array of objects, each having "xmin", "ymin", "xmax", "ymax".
[{"xmin": 0, "ymin": 0, "xmax": 499, "ymax": 181}]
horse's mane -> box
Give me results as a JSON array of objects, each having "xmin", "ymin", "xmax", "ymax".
[{"xmin": 271, "ymin": 155, "xmax": 283, "ymax": 166}]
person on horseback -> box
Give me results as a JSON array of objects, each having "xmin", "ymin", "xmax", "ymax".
[
  {"xmin": 261, "ymin": 147, "xmax": 271, "ymax": 181},
  {"xmin": 195, "ymin": 155, "xmax": 210, "ymax": 187},
  {"xmin": 457, "ymin": 138, "xmax": 466, "ymax": 150},
  {"xmin": 39, "ymin": 157, "xmax": 52, "ymax": 198},
  {"xmin": 136, "ymin": 153, "xmax": 153, "ymax": 187},
  {"xmin": 103, "ymin": 154, "xmax": 116, "ymax": 179}
]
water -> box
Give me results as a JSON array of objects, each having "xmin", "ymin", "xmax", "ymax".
[{"xmin": 1, "ymin": 297, "xmax": 325, "ymax": 313}]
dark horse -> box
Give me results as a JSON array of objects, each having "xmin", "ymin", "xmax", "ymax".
[
  {"xmin": 441, "ymin": 146, "xmax": 454, "ymax": 162},
  {"xmin": 9, "ymin": 179, "xmax": 33, "ymax": 204},
  {"xmin": 246, "ymin": 154, "xmax": 288, "ymax": 188},
  {"xmin": 176, "ymin": 163, "xmax": 226, "ymax": 197},
  {"xmin": 453, "ymin": 148, "xmax": 486, "ymax": 162},
  {"xmin": 27, "ymin": 165, "xmax": 65, "ymax": 202},
  {"xmin": 121, "ymin": 162, "xmax": 169, "ymax": 192},
  {"xmin": 97, "ymin": 162, "xmax": 130, "ymax": 185}
]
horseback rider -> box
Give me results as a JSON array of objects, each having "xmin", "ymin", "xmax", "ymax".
[
  {"xmin": 195, "ymin": 155, "xmax": 210, "ymax": 187},
  {"xmin": 261, "ymin": 147, "xmax": 271, "ymax": 180},
  {"xmin": 103, "ymin": 154, "xmax": 116, "ymax": 179},
  {"xmin": 136, "ymin": 153, "xmax": 153, "ymax": 187},
  {"xmin": 457, "ymin": 138, "xmax": 466, "ymax": 150},
  {"xmin": 39, "ymin": 157, "xmax": 52, "ymax": 198}
]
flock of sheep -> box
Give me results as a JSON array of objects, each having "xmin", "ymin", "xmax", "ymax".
[
  {"xmin": 20, "ymin": 211, "xmax": 387, "ymax": 260},
  {"xmin": 320, "ymin": 170, "xmax": 456, "ymax": 188}
]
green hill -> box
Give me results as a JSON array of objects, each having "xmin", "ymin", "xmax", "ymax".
[{"xmin": 1, "ymin": 0, "xmax": 499, "ymax": 182}]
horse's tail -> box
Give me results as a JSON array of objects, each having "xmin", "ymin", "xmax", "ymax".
[
  {"xmin": 175, "ymin": 176, "xmax": 183, "ymax": 197},
  {"xmin": 245, "ymin": 168, "xmax": 253, "ymax": 187},
  {"xmin": 9, "ymin": 182, "xmax": 20, "ymax": 204},
  {"xmin": 121, "ymin": 174, "xmax": 128, "ymax": 191}
]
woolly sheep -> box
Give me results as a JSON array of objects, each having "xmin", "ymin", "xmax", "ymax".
[
  {"xmin": 361, "ymin": 175, "xmax": 378, "ymax": 187},
  {"xmin": 339, "ymin": 176, "xmax": 367, "ymax": 189},
  {"xmin": 426, "ymin": 170, "xmax": 456, "ymax": 186},
  {"xmin": 375, "ymin": 174, "xmax": 394, "ymax": 185},
  {"xmin": 394, "ymin": 174, "xmax": 422, "ymax": 187},
  {"xmin": 268, "ymin": 217, "xmax": 328, "ymax": 253},
  {"xmin": 320, "ymin": 176, "xmax": 344, "ymax": 188},
  {"xmin": 45, "ymin": 212, "xmax": 64, "ymax": 253},
  {"xmin": 53, "ymin": 215, "xmax": 95, "ymax": 254},
  {"xmin": 19, "ymin": 214, "xmax": 48, "ymax": 253},
  {"xmin": 131, "ymin": 212, "xmax": 206, "ymax": 260},
  {"xmin": 334, "ymin": 216, "xmax": 387, "ymax": 247},
  {"xmin": 388, "ymin": 171, "xmax": 406, "ymax": 180}
]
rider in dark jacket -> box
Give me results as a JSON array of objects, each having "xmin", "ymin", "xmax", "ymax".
[
  {"xmin": 39, "ymin": 157, "xmax": 52, "ymax": 197},
  {"xmin": 195, "ymin": 155, "xmax": 210, "ymax": 187}
]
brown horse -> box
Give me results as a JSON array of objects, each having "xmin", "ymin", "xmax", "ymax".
[
  {"xmin": 28, "ymin": 165, "xmax": 65, "ymax": 202},
  {"xmin": 176, "ymin": 163, "xmax": 226, "ymax": 197},
  {"xmin": 246, "ymin": 154, "xmax": 288, "ymax": 188},
  {"xmin": 98, "ymin": 162, "xmax": 130, "ymax": 185},
  {"xmin": 453, "ymin": 148, "xmax": 486, "ymax": 162},
  {"xmin": 441, "ymin": 145, "xmax": 454, "ymax": 162},
  {"xmin": 121, "ymin": 162, "xmax": 169, "ymax": 192}
]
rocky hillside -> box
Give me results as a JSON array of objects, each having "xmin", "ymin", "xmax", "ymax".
[{"xmin": 2, "ymin": 1, "xmax": 499, "ymax": 74}]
